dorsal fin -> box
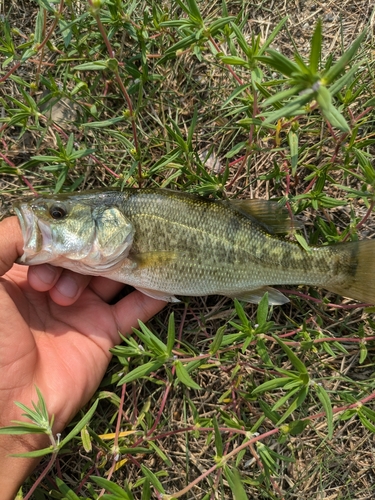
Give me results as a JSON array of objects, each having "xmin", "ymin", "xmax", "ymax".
[{"xmin": 225, "ymin": 199, "xmax": 302, "ymax": 235}]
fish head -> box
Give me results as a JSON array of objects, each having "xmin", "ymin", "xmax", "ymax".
[{"xmin": 14, "ymin": 191, "xmax": 134, "ymax": 273}]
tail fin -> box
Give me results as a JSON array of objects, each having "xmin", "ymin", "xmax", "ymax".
[{"xmin": 324, "ymin": 239, "xmax": 375, "ymax": 304}]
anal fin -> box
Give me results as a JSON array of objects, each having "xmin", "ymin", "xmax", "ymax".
[
  {"xmin": 135, "ymin": 286, "xmax": 180, "ymax": 303},
  {"xmin": 228, "ymin": 286, "xmax": 289, "ymax": 305}
]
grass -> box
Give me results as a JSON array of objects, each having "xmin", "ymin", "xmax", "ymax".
[{"xmin": 1, "ymin": 0, "xmax": 375, "ymax": 498}]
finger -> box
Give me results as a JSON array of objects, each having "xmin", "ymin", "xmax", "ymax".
[
  {"xmin": 28, "ymin": 264, "xmax": 63, "ymax": 292},
  {"xmin": 0, "ymin": 217, "xmax": 24, "ymax": 276},
  {"xmin": 48, "ymin": 269, "xmax": 92, "ymax": 306},
  {"xmin": 112, "ymin": 290, "xmax": 166, "ymax": 336},
  {"xmin": 88, "ymin": 275, "xmax": 125, "ymax": 302}
]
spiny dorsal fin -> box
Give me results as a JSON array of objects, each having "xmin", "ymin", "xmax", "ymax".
[{"xmin": 226, "ymin": 199, "xmax": 302, "ymax": 235}]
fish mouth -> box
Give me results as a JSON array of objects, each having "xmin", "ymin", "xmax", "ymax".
[
  {"xmin": 13, "ymin": 202, "xmax": 53, "ymax": 265},
  {"xmin": 14, "ymin": 202, "xmax": 35, "ymax": 263}
]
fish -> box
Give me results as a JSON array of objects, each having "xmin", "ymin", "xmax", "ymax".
[{"xmin": 13, "ymin": 188, "xmax": 375, "ymax": 305}]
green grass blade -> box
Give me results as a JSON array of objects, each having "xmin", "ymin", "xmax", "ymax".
[
  {"xmin": 314, "ymin": 383, "xmax": 333, "ymax": 439},
  {"xmin": 59, "ymin": 399, "xmax": 99, "ymax": 448},
  {"xmin": 309, "ymin": 20, "xmax": 322, "ymax": 73},
  {"xmin": 323, "ymin": 30, "xmax": 366, "ymax": 84}
]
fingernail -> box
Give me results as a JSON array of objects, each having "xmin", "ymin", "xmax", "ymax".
[
  {"xmin": 55, "ymin": 275, "xmax": 79, "ymax": 298},
  {"xmin": 35, "ymin": 264, "xmax": 57, "ymax": 285}
]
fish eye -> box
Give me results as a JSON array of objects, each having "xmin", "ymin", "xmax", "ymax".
[{"xmin": 49, "ymin": 204, "xmax": 67, "ymax": 220}]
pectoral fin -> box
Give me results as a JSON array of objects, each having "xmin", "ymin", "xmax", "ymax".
[
  {"xmin": 135, "ymin": 286, "xmax": 180, "ymax": 303},
  {"xmin": 228, "ymin": 286, "xmax": 289, "ymax": 305}
]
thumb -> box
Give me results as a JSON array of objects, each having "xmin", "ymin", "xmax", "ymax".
[{"xmin": 0, "ymin": 217, "xmax": 24, "ymax": 276}]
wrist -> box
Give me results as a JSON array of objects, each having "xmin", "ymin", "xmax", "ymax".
[
  {"xmin": 0, "ymin": 397, "xmax": 50, "ymax": 499},
  {"xmin": 0, "ymin": 430, "xmax": 49, "ymax": 500}
]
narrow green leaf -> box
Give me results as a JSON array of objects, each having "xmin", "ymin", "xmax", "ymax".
[
  {"xmin": 256, "ymin": 292, "xmax": 269, "ymax": 326},
  {"xmin": 262, "ymin": 93, "xmax": 312, "ymax": 124},
  {"xmin": 315, "ymin": 84, "xmax": 332, "ymax": 111},
  {"xmin": 287, "ymin": 419, "xmax": 310, "ymax": 436},
  {"xmin": 162, "ymin": 33, "xmax": 197, "ymax": 57},
  {"xmin": 224, "ymin": 141, "xmax": 247, "ymax": 158},
  {"xmin": 0, "ymin": 423, "xmax": 46, "ymax": 435},
  {"xmin": 21, "ymin": 48, "xmax": 37, "ymax": 63},
  {"xmin": 276, "ymin": 386, "xmax": 309, "ymax": 424},
  {"xmin": 309, "ymin": 20, "xmax": 322, "ymax": 73},
  {"xmin": 56, "ymin": 478, "xmax": 81, "ymax": 500},
  {"xmin": 224, "ymin": 466, "xmax": 249, "ymax": 500},
  {"xmin": 81, "ymin": 425, "xmax": 92, "ymax": 453},
  {"xmin": 252, "ymin": 377, "xmax": 292, "ymax": 395},
  {"xmin": 274, "ymin": 336, "xmax": 309, "ymax": 376},
  {"xmin": 359, "ymin": 342, "xmax": 368, "ymax": 364},
  {"xmin": 135, "ymin": 321, "xmax": 168, "ymax": 353},
  {"xmin": 260, "ymin": 49, "xmax": 300, "ymax": 77},
  {"xmin": 353, "ymin": 148, "xmax": 375, "ymax": 183},
  {"xmin": 82, "ymin": 116, "xmax": 124, "ymax": 128},
  {"xmin": 324, "ymin": 30, "xmax": 366, "ymax": 84},
  {"xmin": 186, "ymin": 0, "xmax": 203, "ymax": 22},
  {"xmin": 117, "ymin": 360, "xmax": 163, "ymax": 385},
  {"xmin": 288, "ymin": 130, "xmax": 298, "ymax": 174},
  {"xmin": 73, "ymin": 61, "xmax": 108, "ymax": 71},
  {"xmin": 213, "ymin": 416, "xmax": 223, "ymax": 458},
  {"xmin": 261, "ymin": 84, "xmax": 305, "ymax": 108},
  {"xmin": 229, "ymin": 22, "xmax": 252, "ymax": 55},
  {"xmin": 329, "ymin": 63, "xmax": 359, "ymax": 95},
  {"xmin": 34, "ymin": 8, "xmax": 45, "ymax": 43},
  {"xmin": 314, "ymin": 383, "xmax": 333, "ymax": 439},
  {"xmin": 256, "ymin": 337, "xmax": 273, "ymax": 366},
  {"xmin": 141, "ymin": 479, "xmax": 151, "ymax": 500},
  {"xmin": 148, "ymin": 441, "xmax": 172, "ymax": 466},
  {"xmin": 209, "ymin": 325, "xmax": 226, "ymax": 355},
  {"xmin": 258, "ymin": 16, "xmax": 288, "ymax": 56},
  {"xmin": 141, "ymin": 465, "xmax": 166, "ymax": 493},
  {"xmin": 234, "ymin": 299, "xmax": 249, "ymax": 325},
  {"xmin": 174, "ymin": 361, "xmax": 201, "ymax": 389},
  {"xmin": 219, "ymin": 55, "xmax": 248, "ymax": 66},
  {"xmin": 91, "ymin": 476, "xmax": 130, "ymax": 498},
  {"xmin": 359, "ymin": 414, "xmax": 375, "ymax": 434},
  {"xmin": 295, "ymin": 233, "xmax": 312, "ymax": 253},
  {"xmin": 11, "ymin": 446, "xmax": 55, "ymax": 458},
  {"xmin": 166, "ymin": 312, "xmax": 175, "ymax": 357},
  {"xmin": 258, "ymin": 400, "xmax": 280, "ymax": 424},
  {"xmin": 320, "ymin": 100, "xmax": 350, "ymax": 132},
  {"xmin": 35, "ymin": 0, "xmax": 56, "ymax": 12},
  {"xmin": 59, "ymin": 399, "xmax": 99, "ymax": 448},
  {"xmin": 361, "ymin": 406, "xmax": 375, "ymax": 422},
  {"xmin": 35, "ymin": 387, "xmax": 49, "ymax": 421},
  {"xmin": 294, "ymin": 52, "xmax": 310, "ymax": 75},
  {"xmin": 221, "ymin": 84, "xmax": 252, "ymax": 108},
  {"xmin": 209, "ymin": 17, "xmax": 235, "ymax": 36}
]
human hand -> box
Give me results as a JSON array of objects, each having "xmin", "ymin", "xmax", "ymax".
[{"xmin": 0, "ymin": 216, "xmax": 166, "ymax": 499}]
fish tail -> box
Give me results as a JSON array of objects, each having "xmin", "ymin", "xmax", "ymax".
[{"xmin": 323, "ymin": 239, "xmax": 375, "ymax": 304}]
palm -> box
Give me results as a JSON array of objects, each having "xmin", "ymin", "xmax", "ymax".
[{"xmin": 0, "ymin": 263, "xmax": 164, "ymax": 431}]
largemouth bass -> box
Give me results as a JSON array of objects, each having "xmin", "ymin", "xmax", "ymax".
[{"xmin": 13, "ymin": 189, "xmax": 375, "ymax": 305}]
